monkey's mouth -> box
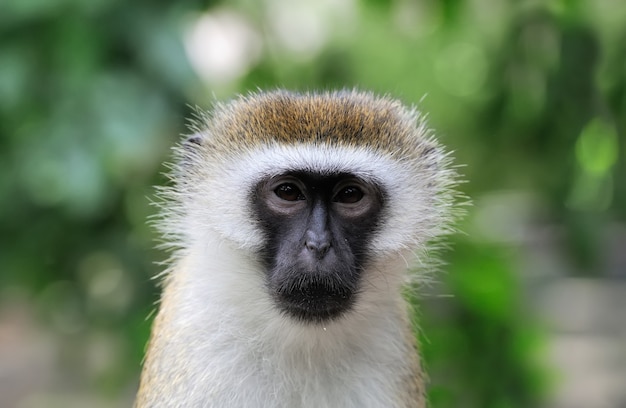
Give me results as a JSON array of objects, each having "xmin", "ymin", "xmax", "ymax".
[{"xmin": 272, "ymin": 278, "xmax": 356, "ymax": 323}]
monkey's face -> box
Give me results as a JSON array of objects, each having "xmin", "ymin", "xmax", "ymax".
[{"xmin": 253, "ymin": 171, "xmax": 385, "ymax": 323}]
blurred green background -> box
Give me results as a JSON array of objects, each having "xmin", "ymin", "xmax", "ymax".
[{"xmin": 1, "ymin": 0, "xmax": 625, "ymax": 407}]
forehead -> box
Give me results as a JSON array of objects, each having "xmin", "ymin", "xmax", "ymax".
[
  {"xmin": 266, "ymin": 170, "xmax": 362, "ymax": 183},
  {"xmin": 222, "ymin": 143, "xmax": 398, "ymax": 189}
]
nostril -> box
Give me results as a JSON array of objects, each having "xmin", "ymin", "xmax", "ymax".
[
  {"xmin": 306, "ymin": 240, "xmax": 330, "ymax": 255},
  {"xmin": 305, "ymin": 231, "xmax": 331, "ymax": 257}
]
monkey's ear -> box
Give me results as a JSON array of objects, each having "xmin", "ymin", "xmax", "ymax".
[
  {"xmin": 177, "ymin": 133, "xmax": 204, "ymax": 168},
  {"xmin": 183, "ymin": 133, "xmax": 204, "ymax": 149}
]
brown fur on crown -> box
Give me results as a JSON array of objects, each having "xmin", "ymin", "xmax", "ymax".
[{"xmin": 192, "ymin": 89, "xmax": 434, "ymax": 159}]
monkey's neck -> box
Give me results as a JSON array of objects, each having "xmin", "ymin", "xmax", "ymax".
[{"xmin": 136, "ymin": 241, "xmax": 425, "ymax": 408}]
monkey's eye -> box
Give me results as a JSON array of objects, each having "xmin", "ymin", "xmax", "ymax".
[
  {"xmin": 275, "ymin": 183, "xmax": 306, "ymax": 201},
  {"xmin": 334, "ymin": 186, "xmax": 364, "ymax": 204}
]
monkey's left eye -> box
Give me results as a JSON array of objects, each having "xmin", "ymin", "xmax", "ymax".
[
  {"xmin": 333, "ymin": 186, "xmax": 364, "ymax": 204},
  {"xmin": 275, "ymin": 183, "xmax": 306, "ymax": 201}
]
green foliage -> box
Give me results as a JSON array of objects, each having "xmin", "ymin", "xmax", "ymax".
[
  {"xmin": 1, "ymin": 0, "xmax": 623, "ymax": 405},
  {"xmin": 417, "ymin": 239, "xmax": 550, "ymax": 408}
]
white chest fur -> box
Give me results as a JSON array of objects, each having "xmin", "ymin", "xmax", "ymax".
[{"xmin": 138, "ymin": 240, "xmax": 421, "ymax": 408}]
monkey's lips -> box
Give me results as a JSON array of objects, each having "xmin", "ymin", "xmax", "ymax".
[{"xmin": 272, "ymin": 277, "xmax": 356, "ymax": 323}]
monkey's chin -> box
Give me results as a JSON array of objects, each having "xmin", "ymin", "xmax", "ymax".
[{"xmin": 273, "ymin": 281, "xmax": 356, "ymax": 324}]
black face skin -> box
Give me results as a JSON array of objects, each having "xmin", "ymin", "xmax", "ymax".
[{"xmin": 252, "ymin": 171, "xmax": 385, "ymax": 324}]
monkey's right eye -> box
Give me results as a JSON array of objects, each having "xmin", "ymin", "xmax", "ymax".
[{"xmin": 275, "ymin": 183, "xmax": 305, "ymax": 201}]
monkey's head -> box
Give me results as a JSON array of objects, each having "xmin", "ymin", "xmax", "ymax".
[{"xmin": 163, "ymin": 90, "xmax": 458, "ymax": 324}]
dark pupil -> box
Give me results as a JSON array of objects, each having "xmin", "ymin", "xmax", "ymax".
[
  {"xmin": 275, "ymin": 183, "xmax": 304, "ymax": 201},
  {"xmin": 335, "ymin": 186, "xmax": 363, "ymax": 204}
]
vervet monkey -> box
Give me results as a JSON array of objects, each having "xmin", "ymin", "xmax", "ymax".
[{"xmin": 135, "ymin": 90, "xmax": 460, "ymax": 408}]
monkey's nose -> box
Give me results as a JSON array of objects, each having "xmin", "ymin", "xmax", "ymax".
[{"xmin": 305, "ymin": 231, "xmax": 331, "ymax": 258}]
